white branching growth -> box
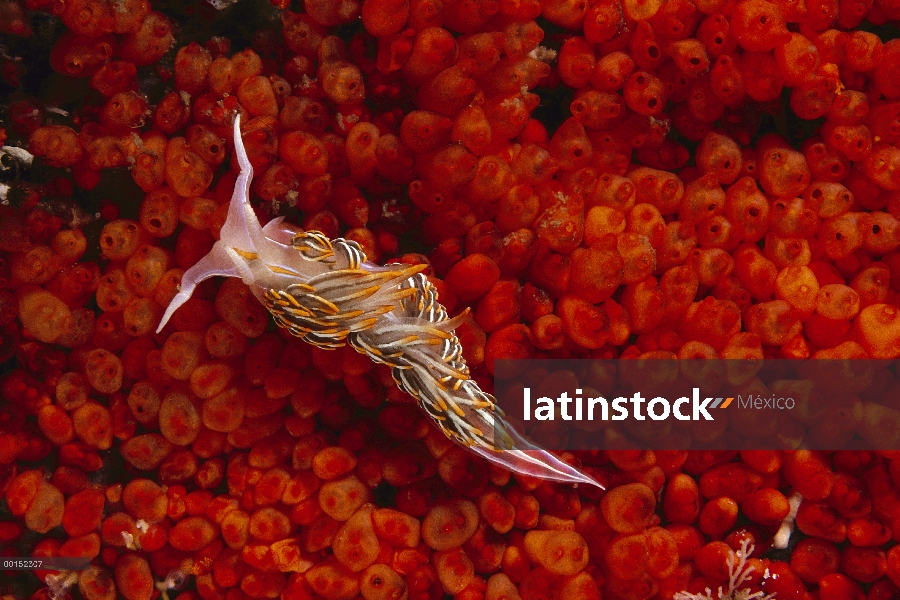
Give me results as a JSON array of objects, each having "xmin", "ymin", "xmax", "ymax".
[{"xmin": 674, "ymin": 539, "xmax": 776, "ymax": 600}]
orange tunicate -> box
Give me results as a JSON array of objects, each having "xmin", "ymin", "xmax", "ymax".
[
  {"xmin": 759, "ymin": 147, "xmax": 811, "ymax": 199},
  {"xmin": 404, "ymin": 27, "xmax": 458, "ymax": 85},
  {"xmin": 421, "ymin": 499, "xmax": 480, "ymax": 551},
  {"xmin": 524, "ymin": 530, "xmax": 590, "ymax": 576},
  {"xmin": 280, "ymin": 12, "xmax": 324, "ymax": 60},
  {"xmin": 570, "ymin": 239, "xmax": 625, "ymax": 303},
  {"xmin": 280, "ymin": 97, "xmax": 329, "ymax": 137},
  {"xmin": 121, "ymin": 433, "xmax": 174, "ymax": 470},
  {"xmin": 186, "ymin": 124, "xmax": 227, "ymax": 168},
  {"xmin": 114, "ymin": 553, "xmax": 154, "ymax": 600},
  {"xmin": 131, "ymin": 130, "xmax": 167, "ymax": 191},
  {"xmin": 60, "ymin": 0, "xmax": 115, "ymax": 37},
  {"xmin": 215, "ymin": 278, "xmax": 269, "ymax": 340},
  {"xmin": 202, "ymin": 386, "xmax": 245, "ymax": 433},
  {"xmin": 56, "ymin": 371, "xmax": 89, "ymax": 411},
  {"xmin": 118, "ymin": 11, "xmax": 174, "ymax": 67},
  {"xmin": 312, "ymin": 447, "xmax": 358, "ymax": 481},
  {"xmin": 25, "ymin": 480, "xmax": 65, "ymax": 533},
  {"xmin": 584, "ymin": 206, "xmax": 626, "ymax": 247},
  {"xmin": 854, "ymin": 304, "xmax": 900, "ymax": 358},
  {"xmin": 125, "ymin": 244, "xmax": 172, "ymax": 298},
  {"xmin": 238, "ymin": 75, "xmax": 279, "ymax": 118},
  {"xmin": 140, "ymin": 187, "xmax": 180, "ymax": 238},
  {"xmin": 174, "ymin": 41, "xmax": 211, "ymax": 95},
  {"xmin": 418, "ymin": 60, "xmax": 479, "ymax": 118},
  {"xmin": 601, "ymin": 484, "xmax": 658, "ymax": 533},
  {"xmin": 816, "ymin": 284, "xmax": 860, "ymax": 320},
  {"xmin": 159, "ymin": 389, "xmax": 202, "ymax": 446},
  {"xmin": 190, "ymin": 362, "xmax": 235, "ymax": 400},
  {"xmin": 248, "ymin": 506, "xmax": 292, "ymax": 543},
  {"xmin": 84, "ymin": 348, "xmax": 124, "ymax": 394},
  {"xmin": 59, "ymin": 532, "xmax": 101, "ymax": 560},
  {"xmin": 227, "ymin": 48, "xmax": 263, "ymax": 86},
  {"xmin": 360, "ymin": 564, "xmax": 408, "ymax": 600},
  {"xmin": 362, "ymin": 0, "xmax": 409, "ymax": 36},
  {"xmin": 456, "ymin": 31, "xmax": 511, "ymax": 73},
  {"xmin": 741, "ymin": 488, "xmax": 790, "ymax": 526},
  {"xmin": 205, "ymin": 320, "xmax": 251, "ymax": 358},
  {"xmin": 306, "ymin": 557, "xmax": 361, "ymax": 600},
  {"xmin": 49, "ymin": 31, "xmax": 115, "ymax": 78},
  {"xmin": 698, "ymin": 496, "xmax": 738, "ymax": 537},
  {"xmin": 662, "ymin": 473, "xmax": 700, "ymax": 525},
  {"xmin": 346, "ymin": 122, "xmax": 380, "ymax": 183},
  {"xmin": 99, "ymin": 91, "xmax": 148, "ymax": 131},
  {"xmin": 100, "ymin": 220, "xmax": 147, "ymax": 261},
  {"xmin": 161, "ymin": 331, "xmax": 206, "ymax": 380},
  {"xmin": 7, "ymin": 469, "xmax": 43, "ymax": 517},
  {"xmin": 731, "ymin": 0, "xmax": 791, "ymax": 52},
  {"xmin": 319, "ymin": 476, "xmax": 370, "ymax": 521},
  {"xmin": 17, "ymin": 286, "xmax": 73, "ymax": 344},
  {"xmin": 122, "ymin": 478, "xmax": 167, "ymax": 522},
  {"xmin": 52, "ymin": 229, "xmax": 89, "ymax": 264},
  {"xmin": 126, "ymin": 381, "xmax": 161, "ymax": 426},
  {"xmin": 819, "ymin": 212, "xmax": 870, "ymax": 260},
  {"xmin": 333, "ymin": 504, "xmax": 380, "ymax": 572},
  {"xmin": 434, "ymin": 548, "xmax": 475, "ymax": 594},
  {"xmin": 697, "ymin": 132, "xmax": 742, "ymax": 185},
  {"xmin": 534, "ymin": 196, "xmax": 584, "ymax": 255},
  {"xmin": 208, "ymin": 54, "xmax": 234, "ymax": 96},
  {"xmin": 11, "ymin": 245, "xmax": 64, "ymax": 286},
  {"xmin": 862, "ymin": 144, "xmax": 900, "ymax": 191},
  {"xmin": 166, "ymin": 137, "xmax": 214, "ymax": 198},
  {"xmin": 510, "ymin": 145, "xmax": 559, "ymax": 187},
  {"xmin": 372, "ymin": 507, "xmax": 421, "ymax": 548},
  {"xmin": 279, "ymin": 131, "xmax": 328, "ymax": 177},
  {"xmin": 802, "ymin": 181, "xmax": 853, "ymax": 219},
  {"xmin": 319, "ymin": 59, "xmax": 366, "ymax": 105},
  {"xmin": 38, "ymin": 404, "xmax": 75, "ymax": 446},
  {"xmin": 170, "ymin": 515, "xmax": 217, "ymax": 551},
  {"xmin": 243, "ymin": 333, "xmax": 282, "ymax": 386},
  {"xmin": 154, "ymin": 95, "xmax": 190, "ymax": 139},
  {"xmin": 221, "ymin": 508, "xmax": 250, "ymax": 549},
  {"xmin": 444, "ymin": 254, "xmax": 500, "ymax": 304},
  {"xmin": 604, "ymin": 532, "xmax": 649, "ymax": 581},
  {"xmin": 72, "ymin": 402, "xmax": 114, "ymax": 450},
  {"xmin": 27, "ymin": 125, "xmax": 81, "ymax": 168}
]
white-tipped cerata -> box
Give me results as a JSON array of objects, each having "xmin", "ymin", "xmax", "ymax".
[{"xmin": 157, "ymin": 113, "xmax": 603, "ymax": 489}]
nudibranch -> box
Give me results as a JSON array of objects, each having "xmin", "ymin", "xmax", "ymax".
[{"xmin": 157, "ymin": 115, "xmax": 602, "ymax": 488}]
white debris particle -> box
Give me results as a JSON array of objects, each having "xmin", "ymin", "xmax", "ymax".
[
  {"xmin": 528, "ymin": 46, "xmax": 558, "ymax": 63},
  {"xmin": 205, "ymin": 0, "xmax": 240, "ymax": 9}
]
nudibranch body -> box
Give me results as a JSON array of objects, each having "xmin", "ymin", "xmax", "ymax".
[{"xmin": 157, "ymin": 115, "xmax": 601, "ymax": 489}]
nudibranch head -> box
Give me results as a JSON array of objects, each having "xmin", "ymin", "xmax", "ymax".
[{"xmin": 157, "ymin": 114, "xmax": 308, "ymax": 333}]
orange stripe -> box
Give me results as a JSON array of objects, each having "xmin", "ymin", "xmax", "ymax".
[{"xmin": 719, "ymin": 397, "xmax": 733, "ymax": 409}]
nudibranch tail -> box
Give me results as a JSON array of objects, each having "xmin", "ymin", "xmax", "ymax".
[
  {"xmin": 469, "ymin": 426, "xmax": 603, "ymax": 488},
  {"xmin": 156, "ymin": 113, "xmax": 604, "ymax": 489}
]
